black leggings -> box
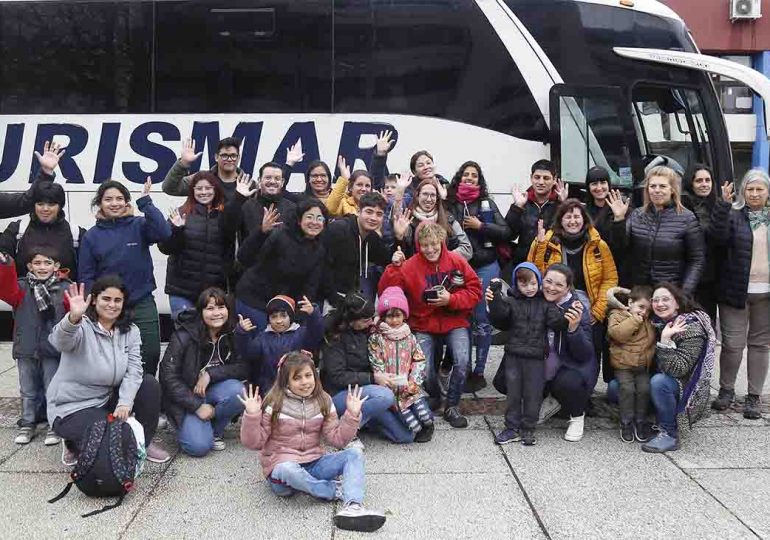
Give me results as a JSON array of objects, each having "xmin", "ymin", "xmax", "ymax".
[{"xmin": 53, "ymin": 375, "xmax": 161, "ymax": 452}]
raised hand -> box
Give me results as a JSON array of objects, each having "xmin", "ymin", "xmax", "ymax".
[
  {"xmin": 661, "ymin": 317, "xmax": 687, "ymax": 342},
  {"xmin": 113, "ymin": 405, "xmax": 131, "ymax": 421},
  {"xmin": 238, "ymin": 314, "xmax": 256, "ymax": 332},
  {"xmin": 607, "ymin": 189, "xmax": 630, "ymax": 221},
  {"xmin": 436, "ymin": 182, "xmax": 448, "ymax": 200},
  {"xmin": 169, "ymin": 208, "xmax": 186, "ymax": 228},
  {"xmin": 65, "ymin": 283, "xmax": 91, "ymax": 324},
  {"xmin": 345, "ymin": 384, "xmax": 369, "ymax": 417},
  {"xmin": 180, "ymin": 138, "xmax": 203, "ymax": 167},
  {"xmin": 34, "ymin": 140, "xmax": 66, "ymax": 175},
  {"xmin": 237, "ymin": 384, "xmax": 262, "ymax": 415},
  {"xmin": 261, "ymin": 204, "xmax": 283, "ymax": 233},
  {"xmin": 374, "ymin": 130, "xmax": 395, "ymax": 156},
  {"xmin": 298, "ymin": 296, "xmax": 314, "ymax": 315},
  {"xmin": 194, "ymin": 370, "xmax": 211, "ymax": 397},
  {"xmin": 511, "ymin": 185, "xmax": 527, "ymax": 208},
  {"xmin": 337, "ymin": 156, "xmax": 351, "ymax": 180},
  {"xmin": 236, "ymin": 171, "xmax": 257, "ymax": 198},
  {"xmin": 142, "ymin": 177, "xmax": 153, "ymax": 198},
  {"xmin": 391, "ymin": 246, "xmax": 406, "ymax": 266},
  {"xmin": 393, "ymin": 207, "xmax": 412, "ymax": 241},
  {"xmin": 396, "ymin": 171, "xmax": 413, "ymax": 191},
  {"xmin": 721, "ymin": 181, "xmax": 735, "ymax": 203},
  {"xmin": 286, "ymin": 139, "xmax": 305, "ymax": 166},
  {"xmin": 565, "ymin": 300, "xmax": 584, "ymax": 333},
  {"xmin": 555, "ymin": 178, "xmax": 568, "ymax": 202},
  {"xmin": 536, "ymin": 219, "xmax": 546, "ymax": 243}
]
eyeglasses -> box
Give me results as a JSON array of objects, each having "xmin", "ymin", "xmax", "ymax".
[
  {"xmin": 303, "ymin": 215, "xmax": 326, "ymax": 223},
  {"xmin": 309, "ymin": 174, "xmax": 328, "ymax": 179},
  {"xmin": 420, "ymin": 193, "xmax": 438, "ymax": 200},
  {"xmin": 651, "ymin": 297, "xmax": 672, "ymax": 304},
  {"xmin": 218, "ymin": 153, "xmax": 239, "ymax": 161}
]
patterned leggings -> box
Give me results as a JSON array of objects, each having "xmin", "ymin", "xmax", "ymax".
[{"xmin": 400, "ymin": 397, "xmax": 434, "ymax": 433}]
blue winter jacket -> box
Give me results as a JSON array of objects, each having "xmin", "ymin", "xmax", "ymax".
[
  {"xmin": 78, "ymin": 195, "xmax": 171, "ymax": 306},
  {"xmin": 235, "ymin": 308, "xmax": 324, "ymax": 393},
  {"xmin": 551, "ymin": 290, "xmax": 597, "ymax": 389}
]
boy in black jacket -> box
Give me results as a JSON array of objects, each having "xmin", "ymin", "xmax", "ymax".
[{"xmin": 487, "ymin": 262, "xmax": 574, "ymax": 446}]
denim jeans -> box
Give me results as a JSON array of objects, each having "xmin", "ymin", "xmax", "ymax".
[
  {"xmin": 269, "ymin": 448, "xmax": 365, "ymax": 505},
  {"xmin": 235, "ymin": 299, "xmax": 268, "ymax": 333},
  {"xmin": 18, "ymin": 356, "xmax": 59, "ymax": 427},
  {"xmin": 416, "ymin": 328, "xmax": 471, "ymax": 407},
  {"xmin": 333, "ymin": 385, "xmax": 413, "ymax": 443},
  {"xmin": 177, "ymin": 379, "xmax": 245, "ymax": 457},
  {"xmin": 472, "ymin": 261, "xmax": 499, "ymax": 375},
  {"xmin": 169, "ymin": 295, "xmax": 194, "ymax": 321},
  {"xmin": 649, "ymin": 373, "xmax": 681, "ymax": 435}
]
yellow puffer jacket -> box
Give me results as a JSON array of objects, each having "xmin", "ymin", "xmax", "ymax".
[
  {"xmin": 527, "ymin": 227, "xmax": 618, "ymax": 322},
  {"xmin": 326, "ymin": 176, "xmax": 359, "ymax": 217}
]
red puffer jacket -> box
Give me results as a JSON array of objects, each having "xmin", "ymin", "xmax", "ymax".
[{"xmin": 379, "ymin": 240, "xmax": 481, "ymax": 335}]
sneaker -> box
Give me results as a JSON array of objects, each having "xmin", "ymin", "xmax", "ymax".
[
  {"xmin": 157, "ymin": 414, "xmax": 169, "ymax": 431},
  {"xmin": 333, "ymin": 502, "xmax": 386, "ymax": 532},
  {"xmin": 414, "ymin": 422, "xmax": 434, "ymax": 443},
  {"xmin": 345, "ymin": 437, "xmax": 365, "ymax": 451},
  {"xmin": 641, "ymin": 430, "xmax": 679, "ymax": 453},
  {"xmin": 212, "ymin": 437, "xmax": 226, "ymax": 451},
  {"xmin": 564, "ymin": 414, "xmax": 585, "ymax": 442},
  {"xmin": 494, "ymin": 428, "xmax": 521, "ymax": 445},
  {"xmin": 537, "ymin": 396, "xmax": 562, "ymax": 425},
  {"xmin": 443, "ymin": 406, "xmax": 468, "ymax": 429},
  {"xmin": 14, "ymin": 426, "xmax": 34, "ymax": 445},
  {"xmin": 43, "ymin": 428, "xmax": 61, "ymax": 446},
  {"xmin": 620, "ymin": 423, "xmax": 634, "ymax": 443},
  {"xmin": 711, "ymin": 388, "xmax": 735, "ymax": 411},
  {"xmin": 520, "ymin": 429, "xmax": 536, "ymax": 446},
  {"xmin": 146, "ymin": 441, "xmax": 171, "ymax": 463},
  {"xmin": 743, "ymin": 394, "xmax": 763, "ymax": 420},
  {"xmin": 61, "ymin": 440, "xmax": 78, "ymax": 467},
  {"xmin": 333, "ymin": 480, "xmax": 343, "ymax": 501},
  {"xmin": 634, "ymin": 421, "xmax": 653, "ymax": 443}
]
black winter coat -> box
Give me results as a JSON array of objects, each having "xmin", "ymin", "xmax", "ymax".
[
  {"xmin": 681, "ymin": 193, "xmax": 720, "ymax": 285},
  {"xmin": 320, "ymin": 328, "xmax": 374, "ymax": 397},
  {"xmin": 710, "ymin": 200, "xmax": 755, "ymax": 308},
  {"xmin": 235, "ymin": 226, "xmax": 327, "ymax": 310},
  {"xmin": 159, "ymin": 203, "xmax": 236, "ymax": 301},
  {"xmin": 323, "ymin": 215, "xmax": 391, "ymax": 306},
  {"xmin": 0, "ymin": 169, "xmax": 50, "ymax": 219},
  {"xmin": 159, "ymin": 312, "xmax": 248, "ymax": 428},
  {"xmin": 0, "ymin": 214, "xmax": 82, "ymax": 280},
  {"xmin": 505, "ymin": 190, "xmax": 560, "ymax": 265},
  {"xmin": 448, "ymin": 198, "xmax": 511, "ymax": 268},
  {"xmin": 229, "ymin": 192, "xmax": 296, "ymax": 252},
  {"xmin": 488, "ymin": 288, "xmax": 567, "ymax": 359},
  {"xmin": 614, "ymin": 203, "xmax": 705, "ymax": 293}
]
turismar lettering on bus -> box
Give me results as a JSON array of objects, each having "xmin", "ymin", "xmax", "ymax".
[{"xmin": 0, "ymin": 117, "xmax": 401, "ymax": 185}]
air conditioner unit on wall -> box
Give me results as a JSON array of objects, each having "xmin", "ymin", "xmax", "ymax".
[{"xmin": 730, "ymin": 0, "xmax": 762, "ymax": 21}]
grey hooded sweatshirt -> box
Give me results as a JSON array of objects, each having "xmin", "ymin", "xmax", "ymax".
[{"xmin": 46, "ymin": 315, "xmax": 143, "ymax": 424}]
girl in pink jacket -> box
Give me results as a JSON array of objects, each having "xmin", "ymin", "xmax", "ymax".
[{"xmin": 239, "ymin": 351, "xmax": 385, "ymax": 533}]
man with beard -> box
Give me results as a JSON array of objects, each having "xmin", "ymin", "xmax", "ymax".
[{"xmin": 163, "ymin": 137, "xmax": 245, "ymax": 203}]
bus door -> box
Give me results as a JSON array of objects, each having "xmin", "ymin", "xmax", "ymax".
[{"xmin": 549, "ymin": 84, "xmax": 641, "ymax": 197}]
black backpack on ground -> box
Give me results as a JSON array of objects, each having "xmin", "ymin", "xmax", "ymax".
[{"xmin": 48, "ymin": 416, "xmax": 138, "ymax": 517}]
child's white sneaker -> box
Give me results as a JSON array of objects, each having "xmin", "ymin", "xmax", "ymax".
[
  {"xmin": 14, "ymin": 426, "xmax": 34, "ymax": 445},
  {"xmin": 334, "ymin": 502, "xmax": 386, "ymax": 532},
  {"xmin": 44, "ymin": 428, "xmax": 61, "ymax": 446},
  {"xmin": 564, "ymin": 414, "xmax": 585, "ymax": 442}
]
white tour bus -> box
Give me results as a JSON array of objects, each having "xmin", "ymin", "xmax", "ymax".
[{"xmin": 1, "ymin": 0, "xmax": 769, "ymax": 318}]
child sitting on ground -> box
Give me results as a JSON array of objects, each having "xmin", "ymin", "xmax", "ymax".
[
  {"xmin": 368, "ymin": 286, "xmax": 434, "ymax": 443},
  {"xmin": 0, "ymin": 248, "xmax": 70, "ymax": 445},
  {"xmin": 239, "ymin": 350, "xmax": 386, "ymax": 533},
  {"xmin": 236, "ymin": 295, "xmax": 323, "ymax": 394},
  {"xmin": 487, "ymin": 262, "xmax": 577, "ymax": 446},
  {"xmin": 606, "ymin": 286, "xmax": 656, "ymax": 443}
]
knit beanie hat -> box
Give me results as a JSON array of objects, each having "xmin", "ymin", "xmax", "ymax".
[
  {"xmin": 266, "ymin": 295, "xmax": 296, "ymax": 320},
  {"xmin": 585, "ymin": 166, "xmax": 611, "ymax": 191},
  {"xmin": 33, "ymin": 181, "xmax": 66, "ymax": 207},
  {"xmin": 377, "ymin": 286, "xmax": 409, "ymax": 318},
  {"xmin": 342, "ymin": 293, "xmax": 375, "ymax": 322}
]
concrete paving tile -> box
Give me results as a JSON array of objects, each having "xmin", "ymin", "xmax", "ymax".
[
  {"xmin": 122, "ymin": 471, "xmax": 334, "ymax": 540},
  {"xmin": 0, "ymin": 368, "xmax": 19, "ymax": 398},
  {"xmin": 0, "ymin": 428, "xmax": 22, "ymax": 463},
  {"xmin": 359, "ymin": 429, "xmax": 508, "ymax": 474},
  {"xmin": 689, "ymin": 469, "xmax": 770, "ymax": 538},
  {"xmin": 0, "ymin": 471, "xmax": 162, "ymax": 537},
  {"xmin": 501, "ymin": 429, "xmax": 755, "ymax": 539},
  {"xmin": 667, "ymin": 427, "xmax": 770, "ymax": 469},
  {"xmin": 336, "ymin": 473, "xmax": 545, "ymax": 540},
  {"xmin": 167, "ymin": 441, "xmax": 263, "ymax": 480}
]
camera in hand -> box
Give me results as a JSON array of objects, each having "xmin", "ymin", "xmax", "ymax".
[
  {"xmin": 422, "ymin": 285, "xmax": 444, "ymax": 302},
  {"xmin": 489, "ymin": 279, "xmax": 502, "ymax": 293}
]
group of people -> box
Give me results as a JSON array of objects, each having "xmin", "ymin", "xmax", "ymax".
[{"xmin": 0, "ymin": 133, "xmax": 767, "ymax": 532}]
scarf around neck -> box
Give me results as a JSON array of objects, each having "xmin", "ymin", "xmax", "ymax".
[
  {"xmin": 377, "ymin": 321, "xmax": 412, "ymax": 341},
  {"xmin": 412, "ymin": 207, "xmax": 438, "ymax": 222},
  {"xmin": 748, "ymin": 207, "xmax": 770, "ymax": 231},
  {"xmin": 455, "ymin": 183, "xmax": 481, "ymax": 204},
  {"xmin": 26, "ymin": 272, "xmax": 58, "ymax": 312}
]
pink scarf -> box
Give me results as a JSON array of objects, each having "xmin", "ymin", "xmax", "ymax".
[
  {"xmin": 377, "ymin": 321, "xmax": 412, "ymax": 341},
  {"xmin": 456, "ymin": 183, "xmax": 481, "ymax": 203}
]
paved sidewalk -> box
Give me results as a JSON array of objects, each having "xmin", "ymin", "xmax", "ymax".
[{"xmin": 0, "ymin": 344, "xmax": 768, "ymax": 539}]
